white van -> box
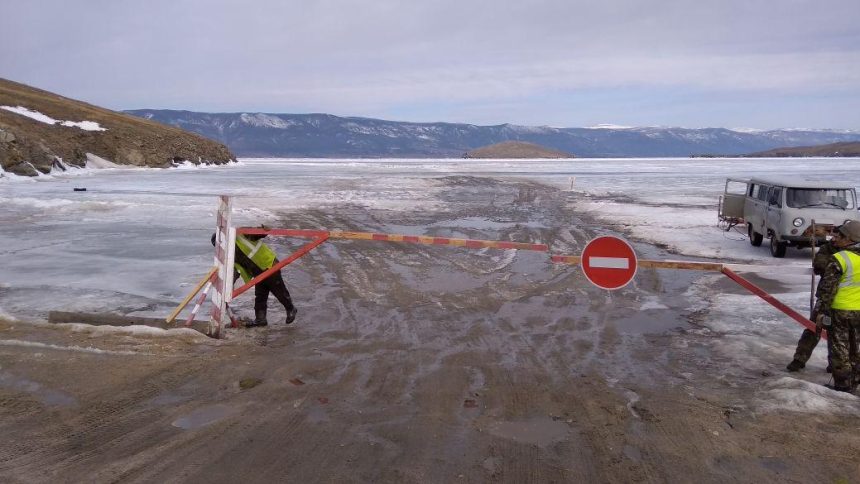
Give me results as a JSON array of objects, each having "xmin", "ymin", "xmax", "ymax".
[{"xmin": 719, "ymin": 177, "xmax": 860, "ymax": 257}]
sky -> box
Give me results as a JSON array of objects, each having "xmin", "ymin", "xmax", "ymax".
[{"xmin": 2, "ymin": 0, "xmax": 859, "ymax": 130}]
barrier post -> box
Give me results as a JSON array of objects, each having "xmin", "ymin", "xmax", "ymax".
[{"xmin": 210, "ymin": 195, "xmax": 233, "ymax": 338}]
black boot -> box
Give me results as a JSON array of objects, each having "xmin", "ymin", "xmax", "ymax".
[
  {"xmin": 247, "ymin": 308, "xmax": 268, "ymax": 328},
  {"xmin": 285, "ymin": 306, "xmax": 297, "ymax": 325},
  {"xmin": 786, "ymin": 359, "xmax": 805, "ymax": 372},
  {"xmin": 830, "ymin": 381, "xmax": 853, "ymax": 392}
]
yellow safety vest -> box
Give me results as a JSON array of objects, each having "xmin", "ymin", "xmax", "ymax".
[
  {"xmin": 832, "ymin": 250, "xmax": 860, "ymax": 310},
  {"xmin": 234, "ymin": 234, "xmax": 277, "ymax": 283}
]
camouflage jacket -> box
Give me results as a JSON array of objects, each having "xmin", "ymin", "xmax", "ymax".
[
  {"xmin": 814, "ymin": 242, "xmax": 838, "ymax": 299},
  {"xmin": 814, "ymin": 242, "xmax": 838, "ymax": 276},
  {"xmin": 818, "ymin": 244, "xmax": 860, "ymax": 313}
]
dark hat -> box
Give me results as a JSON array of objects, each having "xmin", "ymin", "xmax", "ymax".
[{"xmin": 838, "ymin": 221, "xmax": 860, "ymax": 243}]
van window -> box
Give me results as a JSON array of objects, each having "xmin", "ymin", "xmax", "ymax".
[
  {"xmin": 725, "ymin": 180, "xmax": 747, "ymax": 195},
  {"xmin": 757, "ymin": 186, "xmax": 770, "ymax": 202},
  {"xmin": 768, "ymin": 187, "xmax": 782, "ymax": 207},
  {"xmin": 786, "ymin": 188, "xmax": 855, "ymax": 209}
]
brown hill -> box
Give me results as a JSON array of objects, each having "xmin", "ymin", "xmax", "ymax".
[
  {"xmin": 463, "ymin": 141, "xmax": 573, "ymax": 159},
  {"xmin": 0, "ymin": 78, "xmax": 235, "ymax": 176},
  {"xmin": 746, "ymin": 141, "xmax": 860, "ymax": 158}
]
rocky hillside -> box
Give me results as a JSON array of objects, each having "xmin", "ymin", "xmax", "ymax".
[
  {"xmin": 746, "ymin": 141, "xmax": 860, "ymax": 157},
  {"xmin": 126, "ymin": 109, "xmax": 860, "ymax": 158},
  {"xmin": 0, "ymin": 79, "xmax": 235, "ymax": 176},
  {"xmin": 464, "ymin": 141, "xmax": 572, "ymax": 158}
]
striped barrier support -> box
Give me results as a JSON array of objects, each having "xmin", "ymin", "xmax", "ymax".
[
  {"xmin": 165, "ymin": 267, "xmax": 217, "ymax": 324},
  {"xmin": 210, "ymin": 195, "xmax": 233, "ymax": 338},
  {"xmin": 186, "ymin": 278, "xmax": 214, "ymax": 327}
]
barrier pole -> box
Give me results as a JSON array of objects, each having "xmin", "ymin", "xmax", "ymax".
[
  {"xmin": 165, "ymin": 267, "xmax": 217, "ymax": 324},
  {"xmin": 721, "ymin": 266, "xmax": 822, "ymax": 337},
  {"xmin": 328, "ymin": 230, "xmax": 548, "ymax": 252},
  {"xmin": 551, "ymin": 255, "xmax": 723, "ymax": 271}
]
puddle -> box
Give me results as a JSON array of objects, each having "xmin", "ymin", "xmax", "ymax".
[
  {"xmin": 306, "ymin": 404, "xmax": 329, "ymax": 423},
  {"xmin": 0, "ymin": 370, "xmax": 77, "ymax": 407},
  {"xmin": 613, "ymin": 309, "xmax": 685, "ymax": 335},
  {"xmin": 623, "ymin": 444, "xmax": 642, "ymax": 461},
  {"xmin": 487, "ymin": 418, "xmax": 569, "ymax": 447},
  {"xmin": 171, "ymin": 404, "xmax": 234, "ymax": 430},
  {"xmin": 147, "ymin": 392, "xmax": 188, "ymax": 406}
]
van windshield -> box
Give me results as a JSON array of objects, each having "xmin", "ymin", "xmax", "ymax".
[{"xmin": 786, "ymin": 188, "xmax": 855, "ymax": 209}]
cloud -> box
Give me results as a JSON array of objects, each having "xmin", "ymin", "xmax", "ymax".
[{"xmin": 2, "ymin": 0, "xmax": 859, "ymax": 127}]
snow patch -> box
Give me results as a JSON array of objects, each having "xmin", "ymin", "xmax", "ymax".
[
  {"xmin": 239, "ymin": 113, "xmax": 294, "ymax": 129},
  {"xmin": 584, "ymin": 124, "xmax": 634, "ymax": 130},
  {"xmin": 756, "ymin": 377, "xmax": 859, "ymax": 414},
  {"xmin": 1, "ymin": 105, "xmax": 107, "ymax": 131},
  {"xmin": 65, "ymin": 323, "xmax": 211, "ymax": 340},
  {"xmin": 0, "ymin": 338, "xmax": 145, "ymax": 356},
  {"xmin": 0, "ymin": 305, "xmax": 18, "ymax": 322},
  {"xmin": 60, "ymin": 120, "xmax": 106, "ymax": 131},
  {"xmin": 85, "ymin": 153, "xmax": 121, "ymax": 169}
]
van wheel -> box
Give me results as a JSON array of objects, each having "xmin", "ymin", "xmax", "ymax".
[
  {"xmin": 748, "ymin": 224, "xmax": 763, "ymax": 246},
  {"xmin": 770, "ymin": 236, "xmax": 787, "ymax": 258}
]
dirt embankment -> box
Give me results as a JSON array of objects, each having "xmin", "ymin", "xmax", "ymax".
[
  {"xmin": 746, "ymin": 141, "xmax": 860, "ymax": 158},
  {"xmin": 464, "ymin": 141, "xmax": 573, "ymax": 159},
  {"xmin": 0, "ymin": 177, "xmax": 858, "ymax": 482},
  {"xmin": 0, "ymin": 78, "xmax": 236, "ymax": 175}
]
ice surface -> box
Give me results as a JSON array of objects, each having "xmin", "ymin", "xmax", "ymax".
[{"xmin": 2, "ymin": 156, "xmax": 860, "ymax": 414}]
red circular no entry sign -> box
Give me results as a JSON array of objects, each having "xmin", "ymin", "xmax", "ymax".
[{"xmin": 581, "ymin": 236, "xmax": 638, "ymax": 290}]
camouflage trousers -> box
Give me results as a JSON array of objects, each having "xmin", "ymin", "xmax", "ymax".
[
  {"xmin": 792, "ymin": 316, "xmax": 859, "ymax": 368},
  {"xmin": 792, "ymin": 328, "xmax": 833, "ymax": 365},
  {"xmin": 829, "ymin": 309, "xmax": 860, "ymax": 388}
]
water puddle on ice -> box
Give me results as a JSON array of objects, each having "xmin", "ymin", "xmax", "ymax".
[
  {"xmin": 613, "ymin": 309, "xmax": 685, "ymax": 334},
  {"xmin": 0, "ymin": 370, "xmax": 77, "ymax": 407},
  {"xmin": 171, "ymin": 404, "xmax": 234, "ymax": 430},
  {"xmin": 487, "ymin": 418, "xmax": 569, "ymax": 447}
]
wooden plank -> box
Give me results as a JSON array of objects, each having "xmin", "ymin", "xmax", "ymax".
[
  {"xmin": 48, "ymin": 311, "xmax": 210, "ymax": 335},
  {"xmin": 165, "ymin": 267, "xmax": 216, "ymax": 323}
]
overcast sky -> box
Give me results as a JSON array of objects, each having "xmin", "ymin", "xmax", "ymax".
[{"xmin": 2, "ymin": 0, "xmax": 859, "ymax": 129}]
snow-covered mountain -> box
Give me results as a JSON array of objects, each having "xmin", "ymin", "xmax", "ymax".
[{"xmin": 125, "ymin": 109, "xmax": 860, "ymax": 158}]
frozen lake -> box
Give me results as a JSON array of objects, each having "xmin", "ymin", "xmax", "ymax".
[{"xmin": 2, "ymin": 156, "xmax": 860, "ymax": 322}]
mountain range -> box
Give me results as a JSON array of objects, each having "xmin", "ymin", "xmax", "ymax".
[{"xmin": 126, "ymin": 109, "xmax": 860, "ymax": 158}]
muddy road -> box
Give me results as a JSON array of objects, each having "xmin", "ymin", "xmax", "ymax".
[{"xmin": 0, "ymin": 176, "xmax": 858, "ymax": 483}]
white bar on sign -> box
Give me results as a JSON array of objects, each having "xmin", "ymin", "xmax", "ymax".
[{"xmin": 589, "ymin": 256, "xmax": 629, "ymax": 269}]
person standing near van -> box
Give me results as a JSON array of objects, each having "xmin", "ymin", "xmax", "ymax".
[
  {"xmin": 811, "ymin": 222, "xmax": 860, "ymax": 392},
  {"xmin": 786, "ymin": 239, "xmax": 838, "ymax": 372}
]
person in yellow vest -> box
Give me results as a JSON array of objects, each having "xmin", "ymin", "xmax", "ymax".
[
  {"xmin": 816, "ymin": 221, "xmax": 860, "ymax": 392},
  {"xmin": 212, "ymin": 229, "xmax": 297, "ymax": 327}
]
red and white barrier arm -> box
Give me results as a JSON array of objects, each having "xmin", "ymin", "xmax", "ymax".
[
  {"xmin": 721, "ymin": 266, "xmax": 821, "ymax": 337},
  {"xmin": 328, "ymin": 230, "xmax": 549, "ymax": 252},
  {"xmin": 551, "ymin": 255, "xmax": 724, "ymax": 271}
]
